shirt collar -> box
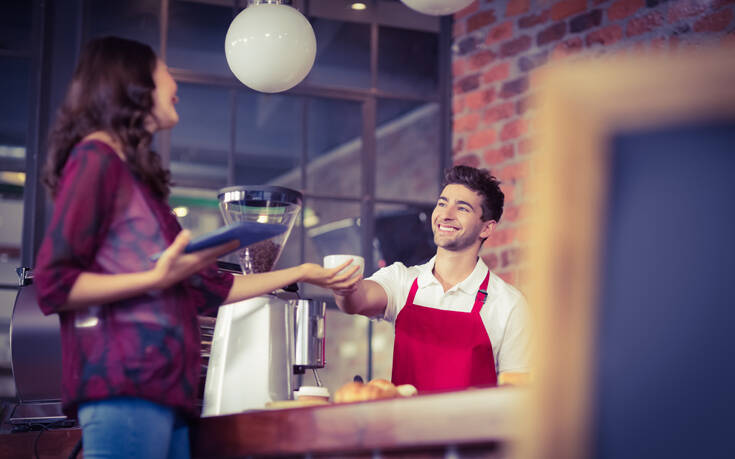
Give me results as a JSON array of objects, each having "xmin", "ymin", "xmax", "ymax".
[
  {"xmin": 416, "ymin": 256, "xmax": 489, "ymax": 294},
  {"xmin": 416, "ymin": 256, "xmax": 438, "ymax": 288}
]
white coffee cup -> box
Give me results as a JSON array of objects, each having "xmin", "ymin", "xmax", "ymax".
[
  {"xmin": 323, "ymin": 254, "xmax": 365, "ymax": 278},
  {"xmin": 294, "ymin": 385, "xmax": 330, "ymax": 402}
]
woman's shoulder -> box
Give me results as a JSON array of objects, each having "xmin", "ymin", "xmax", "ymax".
[
  {"xmin": 65, "ymin": 139, "xmax": 129, "ymax": 176},
  {"xmin": 71, "ymin": 138, "xmax": 122, "ymax": 160}
]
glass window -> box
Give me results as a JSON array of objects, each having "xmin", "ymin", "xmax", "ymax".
[
  {"xmin": 0, "ymin": 176, "xmax": 24, "ymax": 285},
  {"xmin": 170, "ymin": 83, "xmax": 230, "ymax": 189},
  {"xmin": 274, "ymin": 217, "xmax": 303, "ymax": 274},
  {"xmin": 85, "ymin": 0, "xmax": 160, "ymax": 52},
  {"xmin": 315, "ymin": 309, "xmax": 370, "ymax": 399},
  {"xmin": 0, "ymin": 57, "xmax": 30, "ymax": 156},
  {"xmin": 305, "ymin": 97, "xmax": 362, "ymax": 198},
  {"xmin": 169, "ymin": 187, "xmax": 223, "ymax": 238},
  {"xmin": 371, "ymin": 319, "xmax": 395, "ymax": 381},
  {"xmin": 0, "ymin": 0, "xmax": 33, "ymax": 52},
  {"xmin": 375, "ymin": 99, "xmax": 440, "ymax": 201},
  {"xmin": 303, "ymin": 18, "xmax": 370, "ymax": 89},
  {"xmin": 234, "ymin": 91, "xmax": 302, "ymax": 186},
  {"xmin": 0, "ymin": 175, "xmax": 22, "ymax": 399},
  {"xmin": 374, "ymin": 202, "xmax": 436, "ymax": 272},
  {"xmin": 300, "ymin": 198, "xmax": 362, "ymax": 299},
  {"xmin": 378, "ymin": 26, "xmax": 438, "ymax": 96},
  {"xmin": 167, "ymin": 0, "xmax": 233, "ymax": 76}
]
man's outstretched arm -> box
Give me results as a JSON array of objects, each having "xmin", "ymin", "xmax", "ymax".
[{"xmin": 333, "ymin": 279, "xmax": 388, "ymax": 318}]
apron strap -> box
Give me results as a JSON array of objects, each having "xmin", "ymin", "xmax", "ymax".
[
  {"xmin": 405, "ymin": 277, "xmax": 420, "ymax": 306},
  {"xmin": 471, "ymin": 272, "xmax": 491, "ymax": 314}
]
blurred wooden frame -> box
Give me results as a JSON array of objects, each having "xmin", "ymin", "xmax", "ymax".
[{"xmin": 520, "ymin": 46, "xmax": 735, "ymax": 459}]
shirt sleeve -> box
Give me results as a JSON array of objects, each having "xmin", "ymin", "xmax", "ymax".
[
  {"xmin": 191, "ymin": 266, "xmax": 234, "ymax": 316},
  {"xmin": 366, "ymin": 262, "xmax": 409, "ymax": 322},
  {"xmin": 496, "ymin": 296, "xmax": 533, "ymax": 374},
  {"xmin": 34, "ymin": 143, "xmax": 123, "ymax": 315}
]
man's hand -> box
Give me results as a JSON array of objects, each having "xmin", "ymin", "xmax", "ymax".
[
  {"xmin": 299, "ymin": 260, "xmax": 362, "ymax": 291},
  {"xmin": 498, "ymin": 372, "xmax": 531, "ymax": 386}
]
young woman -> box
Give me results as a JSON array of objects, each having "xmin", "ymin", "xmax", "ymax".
[{"xmin": 34, "ymin": 36, "xmax": 355, "ymax": 459}]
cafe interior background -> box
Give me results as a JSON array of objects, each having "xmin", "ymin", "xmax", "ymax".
[{"xmin": 0, "ymin": 0, "xmax": 733, "ymax": 449}]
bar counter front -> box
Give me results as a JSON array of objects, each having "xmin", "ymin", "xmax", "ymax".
[{"xmin": 0, "ymin": 387, "xmax": 526, "ymax": 458}]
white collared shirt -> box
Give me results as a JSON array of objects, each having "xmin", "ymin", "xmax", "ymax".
[{"xmin": 368, "ymin": 256, "xmax": 531, "ymax": 375}]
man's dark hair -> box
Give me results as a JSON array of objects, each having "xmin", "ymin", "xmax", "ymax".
[{"xmin": 441, "ymin": 165, "xmax": 504, "ymax": 222}]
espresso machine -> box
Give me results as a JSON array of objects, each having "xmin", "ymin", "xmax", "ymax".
[{"xmin": 201, "ymin": 186, "xmax": 326, "ymax": 416}]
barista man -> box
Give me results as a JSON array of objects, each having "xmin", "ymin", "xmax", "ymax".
[{"xmin": 330, "ymin": 165, "xmax": 531, "ymax": 391}]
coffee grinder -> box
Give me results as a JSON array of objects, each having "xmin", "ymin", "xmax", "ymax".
[{"xmin": 201, "ymin": 186, "xmax": 326, "ymax": 416}]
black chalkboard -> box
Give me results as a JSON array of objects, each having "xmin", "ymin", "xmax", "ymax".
[{"xmin": 593, "ymin": 120, "xmax": 735, "ymax": 459}]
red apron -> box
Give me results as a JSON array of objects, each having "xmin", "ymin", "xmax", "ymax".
[{"xmin": 391, "ymin": 272, "xmax": 497, "ymax": 392}]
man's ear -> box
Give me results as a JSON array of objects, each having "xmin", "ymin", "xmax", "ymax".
[{"xmin": 480, "ymin": 220, "xmax": 496, "ymax": 239}]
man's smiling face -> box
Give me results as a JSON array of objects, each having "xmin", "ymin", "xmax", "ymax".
[{"xmin": 431, "ymin": 184, "xmax": 494, "ymax": 251}]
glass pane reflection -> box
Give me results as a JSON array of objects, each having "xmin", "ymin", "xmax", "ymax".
[
  {"xmin": 234, "ymin": 91, "xmax": 302, "ymax": 186},
  {"xmin": 312, "ymin": 309, "xmax": 369, "ymax": 400},
  {"xmin": 375, "ymin": 100, "xmax": 440, "ymax": 201},
  {"xmin": 170, "ymin": 83, "xmax": 230, "ymax": 189},
  {"xmin": 0, "ymin": 0, "xmax": 32, "ymax": 52},
  {"xmin": 304, "ymin": 18, "xmax": 370, "ymax": 89},
  {"xmin": 0, "ymin": 57, "xmax": 29, "ymax": 151},
  {"xmin": 169, "ymin": 187, "xmax": 223, "ymax": 238},
  {"xmin": 306, "ymin": 97, "xmax": 362, "ymax": 198},
  {"xmin": 373, "ymin": 202, "xmax": 436, "ymax": 273},
  {"xmin": 86, "ymin": 0, "xmax": 160, "ymax": 52},
  {"xmin": 299, "ymin": 198, "xmax": 362, "ymax": 299},
  {"xmin": 378, "ymin": 25, "xmax": 438, "ymax": 96},
  {"xmin": 167, "ymin": 0, "xmax": 232, "ymax": 76},
  {"xmin": 371, "ymin": 319, "xmax": 395, "ymax": 381},
  {"xmin": 0, "ymin": 184, "xmax": 23, "ymax": 285}
]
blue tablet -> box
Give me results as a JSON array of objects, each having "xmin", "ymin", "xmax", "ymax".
[{"xmin": 151, "ymin": 222, "xmax": 287, "ymax": 260}]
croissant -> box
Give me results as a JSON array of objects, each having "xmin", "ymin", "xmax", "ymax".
[{"xmin": 334, "ymin": 379, "xmax": 418, "ymax": 403}]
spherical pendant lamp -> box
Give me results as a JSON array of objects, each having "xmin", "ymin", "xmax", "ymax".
[
  {"xmin": 225, "ymin": 0, "xmax": 316, "ymax": 93},
  {"xmin": 400, "ymin": 0, "xmax": 475, "ymax": 16}
]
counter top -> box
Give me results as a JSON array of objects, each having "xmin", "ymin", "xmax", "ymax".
[
  {"xmin": 0, "ymin": 387, "xmax": 527, "ymax": 458},
  {"xmin": 191, "ymin": 386, "xmax": 527, "ymax": 457}
]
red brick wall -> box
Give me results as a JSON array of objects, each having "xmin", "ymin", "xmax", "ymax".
[{"xmin": 451, "ymin": 0, "xmax": 735, "ymax": 289}]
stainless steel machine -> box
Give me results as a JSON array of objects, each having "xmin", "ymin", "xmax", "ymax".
[
  {"xmin": 201, "ymin": 186, "xmax": 327, "ymax": 416},
  {"xmin": 7, "ymin": 267, "xmax": 69, "ymax": 426}
]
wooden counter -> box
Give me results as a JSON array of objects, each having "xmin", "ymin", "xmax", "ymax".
[
  {"xmin": 0, "ymin": 387, "xmax": 526, "ymax": 458},
  {"xmin": 192, "ymin": 386, "xmax": 526, "ymax": 458}
]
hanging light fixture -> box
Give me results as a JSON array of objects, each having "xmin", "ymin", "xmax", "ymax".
[
  {"xmin": 400, "ymin": 0, "xmax": 475, "ymax": 16},
  {"xmin": 225, "ymin": 0, "xmax": 316, "ymax": 93}
]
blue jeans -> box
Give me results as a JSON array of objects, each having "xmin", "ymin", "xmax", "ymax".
[{"xmin": 78, "ymin": 397, "xmax": 190, "ymax": 459}]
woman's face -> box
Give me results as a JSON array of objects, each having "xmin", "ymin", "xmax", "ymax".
[{"xmin": 149, "ymin": 60, "xmax": 179, "ymax": 132}]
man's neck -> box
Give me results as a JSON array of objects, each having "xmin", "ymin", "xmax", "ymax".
[{"xmin": 432, "ymin": 245, "xmax": 481, "ymax": 293}]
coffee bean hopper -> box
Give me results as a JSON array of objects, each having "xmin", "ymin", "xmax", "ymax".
[{"xmin": 201, "ymin": 186, "xmax": 327, "ymax": 416}]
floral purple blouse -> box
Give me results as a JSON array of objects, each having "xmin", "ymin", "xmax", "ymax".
[{"xmin": 34, "ymin": 140, "xmax": 233, "ymax": 418}]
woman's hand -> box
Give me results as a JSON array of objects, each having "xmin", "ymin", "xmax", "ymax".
[
  {"xmin": 299, "ymin": 260, "xmax": 362, "ymax": 292},
  {"xmin": 150, "ymin": 230, "xmax": 239, "ymax": 289}
]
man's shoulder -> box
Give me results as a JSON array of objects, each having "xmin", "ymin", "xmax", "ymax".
[
  {"xmin": 488, "ymin": 271, "xmax": 527, "ymax": 308},
  {"xmin": 367, "ymin": 260, "xmax": 429, "ymax": 298}
]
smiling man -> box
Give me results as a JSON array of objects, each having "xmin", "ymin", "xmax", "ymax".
[{"xmin": 331, "ymin": 165, "xmax": 531, "ymax": 392}]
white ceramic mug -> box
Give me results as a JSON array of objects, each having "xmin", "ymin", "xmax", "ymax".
[{"xmin": 323, "ymin": 254, "xmax": 365, "ymax": 278}]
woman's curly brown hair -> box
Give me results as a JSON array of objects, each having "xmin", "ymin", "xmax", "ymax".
[{"xmin": 44, "ymin": 36, "xmax": 171, "ymax": 198}]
